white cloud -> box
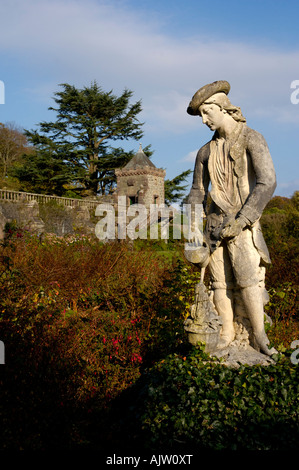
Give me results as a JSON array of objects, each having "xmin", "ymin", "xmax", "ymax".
[
  {"xmin": 1, "ymin": 0, "xmax": 299, "ymax": 136},
  {"xmin": 181, "ymin": 149, "xmax": 198, "ymax": 162},
  {"xmin": 276, "ymin": 179, "xmax": 299, "ymax": 197},
  {"xmin": 0, "ymin": 0, "xmax": 297, "ymax": 196}
]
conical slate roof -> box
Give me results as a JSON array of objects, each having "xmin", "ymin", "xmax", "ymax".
[{"xmin": 123, "ymin": 144, "xmax": 156, "ymax": 170}]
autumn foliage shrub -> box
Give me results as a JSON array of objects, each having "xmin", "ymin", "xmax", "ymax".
[
  {"xmin": 0, "ymin": 234, "xmax": 191, "ymax": 443},
  {"xmin": 0, "ymin": 193, "xmax": 298, "ymax": 450},
  {"xmin": 261, "ymin": 192, "xmax": 299, "ymax": 347}
]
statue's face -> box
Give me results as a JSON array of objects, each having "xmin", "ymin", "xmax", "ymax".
[{"xmin": 199, "ymin": 103, "xmax": 226, "ymax": 131}]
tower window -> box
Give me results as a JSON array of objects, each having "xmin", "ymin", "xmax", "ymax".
[{"xmin": 129, "ymin": 195, "xmax": 138, "ymax": 205}]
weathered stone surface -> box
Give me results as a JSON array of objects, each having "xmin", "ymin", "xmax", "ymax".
[
  {"xmin": 69, "ymin": 205, "xmax": 95, "ymax": 234},
  {"xmin": 115, "ymin": 145, "xmax": 165, "ymax": 209},
  {"xmin": 211, "ymin": 343, "xmax": 275, "ymax": 367},
  {"xmin": 184, "ymin": 282, "xmax": 222, "ymax": 353},
  {"xmin": 0, "ymin": 206, "xmax": 7, "ymax": 239},
  {"xmin": 0, "ymin": 199, "xmax": 96, "ymax": 238},
  {"xmin": 0, "ymin": 200, "xmax": 45, "ymax": 236},
  {"xmin": 184, "ymin": 80, "xmax": 277, "ymax": 363}
]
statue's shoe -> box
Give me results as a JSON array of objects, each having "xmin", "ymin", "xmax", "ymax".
[
  {"xmin": 259, "ymin": 342, "xmax": 278, "ymax": 356},
  {"xmin": 255, "ymin": 333, "xmax": 277, "ymax": 356},
  {"xmin": 217, "ymin": 334, "xmax": 234, "ymax": 350}
]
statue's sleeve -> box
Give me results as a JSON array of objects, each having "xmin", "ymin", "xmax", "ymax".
[
  {"xmin": 238, "ymin": 129, "xmax": 277, "ymax": 224},
  {"xmin": 187, "ymin": 142, "xmax": 210, "ymax": 211}
]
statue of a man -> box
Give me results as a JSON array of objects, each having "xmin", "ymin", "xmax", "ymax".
[{"xmin": 186, "ymin": 80, "xmax": 277, "ymax": 356}]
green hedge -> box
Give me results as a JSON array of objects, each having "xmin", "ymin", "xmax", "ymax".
[{"xmin": 135, "ymin": 349, "xmax": 299, "ymax": 451}]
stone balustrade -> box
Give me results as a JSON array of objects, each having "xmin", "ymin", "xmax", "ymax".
[{"xmin": 0, "ymin": 189, "xmax": 101, "ymax": 209}]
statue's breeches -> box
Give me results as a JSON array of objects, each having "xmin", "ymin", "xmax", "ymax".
[{"xmin": 209, "ymin": 228, "xmax": 262, "ymax": 290}]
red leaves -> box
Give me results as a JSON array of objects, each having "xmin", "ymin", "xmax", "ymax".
[{"xmin": 0, "ymin": 235, "xmax": 178, "ymax": 408}]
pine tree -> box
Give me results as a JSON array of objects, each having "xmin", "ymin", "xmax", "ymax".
[
  {"xmin": 164, "ymin": 169, "xmax": 192, "ymax": 205},
  {"xmin": 19, "ymin": 82, "xmax": 143, "ymax": 196}
]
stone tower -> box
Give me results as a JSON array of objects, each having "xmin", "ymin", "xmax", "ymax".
[{"xmin": 115, "ymin": 144, "xmax": 165, "ymax": 209}]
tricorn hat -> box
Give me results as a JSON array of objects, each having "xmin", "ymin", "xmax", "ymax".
[{"xmin": 187, "ymin": 80, "xmax": 231, "ymax": 116}]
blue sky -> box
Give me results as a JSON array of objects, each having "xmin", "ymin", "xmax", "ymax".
[{"xmin": 1, "ymin": 0, "xmax": 299, "ymax": 197}]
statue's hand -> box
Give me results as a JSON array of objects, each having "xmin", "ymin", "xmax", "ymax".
[
  {"xmin": 220, "ymin": 216, "xmax": 247, "ymax": 239},
  {"xmin": 184, "ymin": 235, "xmax": 210, "ymax": 268}
]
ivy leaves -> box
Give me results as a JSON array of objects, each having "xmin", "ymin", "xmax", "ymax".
[{"xmin": 140, "ymin": 351, "xmax": 299, "ymax": 451}]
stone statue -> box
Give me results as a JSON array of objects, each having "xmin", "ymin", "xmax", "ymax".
[{"xmin": 184, "ymin": 80, "xmax": 277, "ymax": 358}]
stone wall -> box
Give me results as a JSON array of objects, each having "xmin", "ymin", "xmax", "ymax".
[
  {"xmin": 0, "ymin": 180, "xmax": 167, "ymax": 240},
  {"xmin": 142, "ymin": 173, "xmax": 165, "ymax": 207},
  {"xmin": 115, "ymin": 168, "xmax": 165, "ymax": 208},
  {"xmin": 0, "ymin": 197, "xmax": 114, "ymax": 239}
]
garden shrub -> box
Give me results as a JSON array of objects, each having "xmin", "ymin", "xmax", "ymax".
[
  {"xmin": 266, "ymin": 282, "xmax": 299, "ymax": 347},
  {"xmin": 0, "ymin": 234, "xmax": 194, "ymax": 448},
  {"xmin": 136, "ymin": 349, "xmax": 299, "ymax": 451},
  {"xmin": 260, "ymin": 192, "xmax": 299, "ymax": 348},
  {"xmin": 0, "ymin": 191, "xmax": 298, "ymax": 451}
]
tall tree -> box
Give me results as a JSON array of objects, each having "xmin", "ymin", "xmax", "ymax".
[
  {"xmin": 21, "ymin": 82, "xmax": 143, "ymax": 196},
  {"xmin": 11, "ymin": 147, "xmax": 75, "ymax": 196},
  {"xmin": 164, "ymin": 169, "xmax": 192, "ymax": 205},
  {"xmin": 0, "ymin": 123, "xmax": 29, "ymax": 178}
]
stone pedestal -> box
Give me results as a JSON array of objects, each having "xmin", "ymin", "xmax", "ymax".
[
  {"xmin": 211, "ymin": 343, "xmax": 275, "ymax": 367},
  {"xmin": 184, "ymin": 281, "xmax": 275, "ymax": 366},
  {"xmin": 184, "ymin": 282, "xmax": 222, "ymax": 353}
]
